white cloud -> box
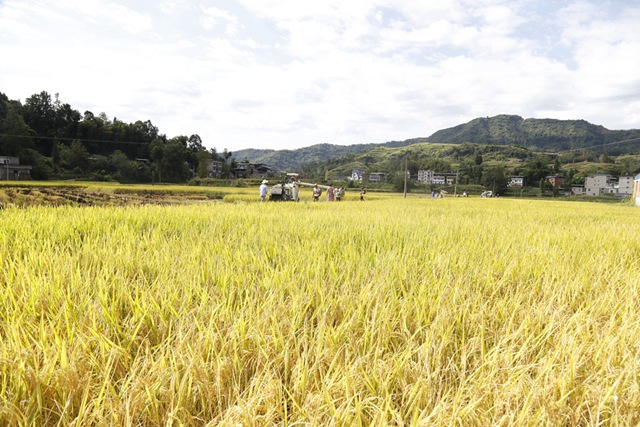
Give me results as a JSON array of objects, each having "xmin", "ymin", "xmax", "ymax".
[
  {"xmin": 0, "ymin": 0, "xmax": 639, "ymax": 151},
  {"xmin": 201, "ymin": 6, "xmax": 241, "ymax": 35}
]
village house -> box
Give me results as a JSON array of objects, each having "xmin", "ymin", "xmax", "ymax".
[
  {"xmin": 417, "ymin": 169, "xmax": 457, "ymax": 185},
  {"xmin": 545, "ymin": 175, "xmax": 565, "ymax": 189},
  {"xmin": 571, "ymin": 184, "xmax": 585, "ymax": 196},
  {"xmin": 0, "ymin": 156, "xmax": 32, "ymax": 180},
  {"xmin": 508, "ymin": 176, "xmax": 524, "ymax": 187},
  {"xmin": 417, "ymin": 169, "xmax": 434, "ymax": 184},
  {"xmin": 584, "ymin": 173, "xmax": 632, "ymax": 197},
  {"xmin": 350, "ymin": 169, "xmax": 365, "ymax": 181},
  {"xmin": 585, "ymin": 174, "xmax": 613, "ymax": 196},
  {"xmin": 368, "ymin": 172, "xmax": 386, "ymax": 183},
  {"xmin": 618, "ymin": 175, "xmax": 634, "ymax": 195},
  {"xmin": 206, "ymin": 160, "xmax": 223, "ymax": 178},
  {"xmin": 432, "ymin": 172, "xmax": 457, "ymax": 185},
  {"xmin": 232, "ymin": 161, "xmax": 278, "ymax": 179}
]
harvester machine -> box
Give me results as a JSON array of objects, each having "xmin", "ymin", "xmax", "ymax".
[
  {"xmin": 269, "ymin": 173, "xmax": 302, "ymax": 202},
  {"xmin": 269, "ymin": 172, "xmax": 344, "ymax": 201}
]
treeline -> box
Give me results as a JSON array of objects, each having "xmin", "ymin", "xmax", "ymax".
[
  {"xmin": 300, "ymin": 141, "xmax": 640, "ymax": 195},
  {"xmin": 0, "ymin": 91, "xmax": 233, "ymax": 182}
]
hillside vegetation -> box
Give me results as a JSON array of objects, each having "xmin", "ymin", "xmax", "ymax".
[
  {"xmin": 231, "ymin": 143, "xmax": 380, "ymax": 171},
  {"xmin": 233, "ymin": 115, "xmax": 640, "ymax": 175},
  {"xmin": 427, "ymin": 114, "xmax": 640, "ymax": 153}
]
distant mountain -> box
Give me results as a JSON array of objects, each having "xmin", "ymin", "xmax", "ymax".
[
  {"xmin": 231, "ymin": 144, "xmax": 373, "ymax": 171},
  {"xmin": 426, "ymin": 114, "xmax": 640, "ymax": 153},
  {"xmin": 231, "ymin": 139, "xmax": 426, "ymax": 171},
  {"xmin": 232, "ymin": 115, "xmax": 640, "ymax": 170}
]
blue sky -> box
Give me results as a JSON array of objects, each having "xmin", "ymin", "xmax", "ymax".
[{"xmin": 1, "ymin": 0, "xmax": 639, "ymax": 152}]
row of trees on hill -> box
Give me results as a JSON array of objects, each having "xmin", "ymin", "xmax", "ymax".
[
  {"xmin": 300, "ymin": 139, "xmax": 640, "ymax": 196},
  {"xmin": 0, "ymin": 91, "xmax": 234, "ymax": 182}
]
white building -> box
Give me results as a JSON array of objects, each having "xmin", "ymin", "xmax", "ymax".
[
  {"xmin": 417, "ymin": 169, "xmax": 434, "ymax": 184},
  {"xmin": 618, "ymin": 175, "xmax": 634, "ymax": 195},
  {"xmin": 571, "ymin": 184, "xmax": 585, "ymax": 196},
  {"xmin": 433, "ymin": 172, "xmax": 457, "ymax": 185},
  {"xmin": 419, "ymin": 170, "xmax": 457, "ymax": 185},
  {"xmin": 508, "ymin": 176, "xmax": 524, "ymax": 187},
  {"xmin": 585, "ymin": 173, "xmax": 632, "ymax": 197},
  {"xmin": 585, "ymin": 174, "xmax": 613, "ymax": 196},
  {"xmin": 351, "ymin": 169, "xmax": 365, "ymax": 181}
]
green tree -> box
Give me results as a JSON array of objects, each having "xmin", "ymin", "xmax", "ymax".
[
  {"xmin": 539, "ymin": 178, "xmax": 548, "ymax": 195},
  {"xmin": 523, "ymin": 155, "xmax": 552, "ymax": 185},
  {"xmin": 59, "ymin": 140, "xmax": 91, "ymax": 173},
  {"xmin": 51, "ymin": 141, "xmax": 63, "ymax": 169},
  {"xmin": 19, "ymin": 149, "xmax": 52, "ymax": 180},
  {"xmin": 482, "ymin": 165, "xmax": 508, "ymax": 195},
  {"xmin": 195, "ymin": 149, "xmax": 212, "ymax": 178},
  {"xmin": 54, "ymin": 102, "xmax": 81, "ymax": 139},
  {"xmin": 393, "ymin": 171, "xmax": 413, "ymax": 193},
  {"xmin": 0, "ymin": 92, "xmax": 9, "ymax": 119},
  {"xmin": 22, "ymin": 91, "xmax": 56, "ymax": 136},
  {"xmin": 0, "ymin": 103, "xmax": 34, "ymax": 156},
  {"xmin": 186, "ymin": 134, "xmax": 204, "ymax": 172},
  {"xmin": 150, "ymin": 138, "xmax": 191, "ymax": 183},
  {"xmin": 107, "ymin": 150, "xmax": 139, "ymax": 181}
]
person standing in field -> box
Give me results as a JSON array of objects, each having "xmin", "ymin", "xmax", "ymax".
[
  {"xmin": 360, "ymin": 188, "xmax": 366, "ymax": 201},
  {"xmin": 312, "ymin": 184, "xmax": 321, "ymax": 202},
  {"xmin": 327, "ymin": 184, "xmax": 335, "ymax": 202},
  {"xmin": 260, "ymin": 179, "xmax": 269, "ymax": 202}
]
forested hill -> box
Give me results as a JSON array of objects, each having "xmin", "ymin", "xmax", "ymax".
[
  {"xmin": 426, "ymin": 114, "xmax": 640, "ymax": 153},
  {"xmin": 232, "ymin": 138, "xmax": 429, "ymax": 171},
  {"xmin": 232, "ymin": 144, "xmax": 375, "ymax": 171},
  {"xmin": 234, "ymin": 115, "xmax": 640, "ymax": 171}
]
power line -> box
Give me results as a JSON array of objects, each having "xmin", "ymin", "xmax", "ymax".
[
  {"xmin": 0, "ymin": 133, "xmax": 153, "ymax": 146},
  {"xmin": 552, "ymin": 137, "xmax": 640, "ymax": 154}
]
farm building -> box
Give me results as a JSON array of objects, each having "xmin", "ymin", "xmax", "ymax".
[{"xmin": 0, "ymin": 156, "xmax": 32, "ymax": 180}]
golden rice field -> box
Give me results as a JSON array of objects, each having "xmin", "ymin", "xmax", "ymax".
[{"xmin": 1, "ymin": 193, "xmax": 640, "ymax": 426}]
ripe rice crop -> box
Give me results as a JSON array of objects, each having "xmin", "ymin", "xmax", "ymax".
[{"xmin": 1, "ymin": 197, "xmax": 639, "ymax": 425}]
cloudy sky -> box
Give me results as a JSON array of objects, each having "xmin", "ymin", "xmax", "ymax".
[{"xmin": 1, "ymin": 0, "xmax": 639, "ymax": 152}]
